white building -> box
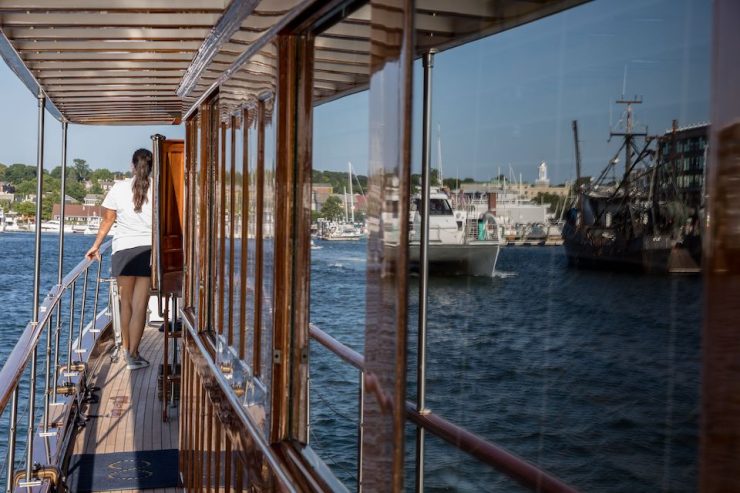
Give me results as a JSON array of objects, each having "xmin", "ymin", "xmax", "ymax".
[{"xmin": 535, "ymin": 161, "xmax": 550, "ymax": 187}]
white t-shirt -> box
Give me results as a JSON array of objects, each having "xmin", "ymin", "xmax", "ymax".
[{"xmin": 102, "ymin": 178, "xmax": 152, "ymax": 253}]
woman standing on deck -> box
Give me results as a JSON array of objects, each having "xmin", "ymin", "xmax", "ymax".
[{"xmin": 86, "ymin": 148, "xmax": 153, "ymax": 371}]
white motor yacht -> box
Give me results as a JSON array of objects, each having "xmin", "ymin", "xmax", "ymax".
[{"xmin": 410, "ymin": 188, "xmax": 503, "ymax": 276}]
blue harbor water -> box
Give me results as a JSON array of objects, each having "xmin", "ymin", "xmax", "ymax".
[
  {"xmin": 0, "ymin": 233, "xmax": 701, "ymax": 492},
  {"xmin": 308, "ymin": 240, "xmax": 701, "ymax": 492},
  {"xmin": 0, "ymin": 232, "xmax": 110, "ymax": 481}
]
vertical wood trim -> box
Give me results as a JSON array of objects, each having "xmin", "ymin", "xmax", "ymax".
[
  {"xmin": 198, "ymin": 103, "xmax": 211, "ymax": 331},
  {"xmin": 701, "ymin": 1, "xmax": 740, "ymax": 491},
  {"xmin": 183, "ymin": 117, "xmax": 194, "ymax": 306},
  {"xmin": 218, "ymin": 122, "xmax": 227, "ymax": 337},
  {"xmin": 224, "ymin": 433, "xmax": 232, "ymax": 492},
  {"xmin": 228, "ymin": 115, "xmax": 237, "ymax": 347},
  {"xmin": 196, "ymin": 374, "xmax": 204, "ymax": 493},
  {"xmin": 291, "ymin": 33, "xmax": 314, "ymax": 444},
  {"xmin": 206, "ymin": 96, "xmax": 220, "ymax": 334},
  {"xmin": 271, "ymin": 34, "xmax": 296, "ymax": 443},
  {"xmin": 269, "ymin": 33, "xmax": 315, "ymax": 444},
  {"xmin": 240, "ymin": 108, "xmax": 250, "ymax": 361},
  {"xmin": 254, "ymin": 100, "xmax": 266, "ymax": 378},
  {"xmin": 362, "ymin": 0, "xmax": 414, "ymax": 490}
]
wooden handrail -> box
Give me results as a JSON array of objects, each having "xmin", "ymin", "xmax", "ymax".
[
  {"xmin": 308, "ymin": 323, "xmax": 363, "ymax": 370},
  {"xmin": 307, "ymin": 322, "xmax": 580, "ymax": 493},
  {"xmin": 0, "ymin": 240, "xmax": 111, "ymax": 413}
]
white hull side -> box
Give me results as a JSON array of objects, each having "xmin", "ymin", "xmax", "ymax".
[{"xmin": 409, "ymin": 242, "xmax": 501, "ymax": 277}]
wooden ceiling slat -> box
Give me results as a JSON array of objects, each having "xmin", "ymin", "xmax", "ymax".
[
  {"xmin": 0, "ymin": 0, "xmax": 227, "ymax": 10},
  {"xmin": 41, "ymin": 77, "xmax": 182, "ymax": 85},
  {"xmin": 0, "ymin": 13, "xmax": 223, "ymax": 28},
  {"xmin": 22, "ymin": 51, "xmax": 195, "ymax": 61},
  {"xmin": 28, "ymin": 61, "xmax": 190, "ymax": 70},
  {"xmin": 34, "ymin": 69, "xmax": 186, "ymax": 78},
  {"xmin": 49, "ymin": 90, "xmax": 176, "ymax": 97},
  {"xmin": 46, "ymin": 84, "xmax": 178, "ymax": 91}
]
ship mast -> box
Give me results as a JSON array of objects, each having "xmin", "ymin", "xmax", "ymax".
[
  {"xmin": 610, "ymin": 97, "xmax": 647, "ymax": 192},
  {"xmin": 571, "ymin": 120, "xmax": 581, "ymax": 184}
]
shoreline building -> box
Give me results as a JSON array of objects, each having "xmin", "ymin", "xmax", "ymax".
[{"xmin": 658, "ymin": 122, "xmax": 709, "ymax": 212}]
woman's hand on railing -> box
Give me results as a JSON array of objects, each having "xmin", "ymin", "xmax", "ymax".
[{"xmin": 85, "ymin": 244, "xmax": 101, "ymax": 261}]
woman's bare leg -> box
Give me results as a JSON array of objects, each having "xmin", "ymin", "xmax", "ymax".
[
  {"xmin": 117, "ymin": 276, "xmax": 135, "ymax": 354},
  {"xmin": 128, "ymin": 276, "xmax": 151, "ymax": 357}
]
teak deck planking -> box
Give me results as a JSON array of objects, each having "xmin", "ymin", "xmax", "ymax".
[{"xmin": 71, "ymin": 325, "xmax": 180, "ymax": 493}]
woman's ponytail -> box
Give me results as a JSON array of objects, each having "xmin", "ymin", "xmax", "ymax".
[{"xmin": 131, "ymin": 148, "xmax": 153, "ymax": 212}]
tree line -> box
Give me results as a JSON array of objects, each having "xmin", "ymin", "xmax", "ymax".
[{"xmin": 0, "ymin": 160, "xmax": 129, "ymax": 220}]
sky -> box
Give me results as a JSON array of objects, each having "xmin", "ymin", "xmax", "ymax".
[
  {"xmin": 0, "ymin": 0, "xmax": 711, "ymax": 184},
  {"xmin": 313, "ymin": 0, "xmax": 711, "ymax": 184}
]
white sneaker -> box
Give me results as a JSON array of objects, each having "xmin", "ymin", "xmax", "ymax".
[{"xmin": 126, "ymin": 353, "xmax": 149, "ymax": 371}]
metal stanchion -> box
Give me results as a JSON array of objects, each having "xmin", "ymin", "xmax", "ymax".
[
  {"xmin": 66, "ymin": 281, "xmax": 76, "ymax": 380},
  {"xmin": 52, "ymin": 121, "xmax": 69, "ymax": 403},
  {"xmin": 23, "ymin": 91, "xmax": 46, "ymax": 486},
  {"xmin": 415, "ymin": 50, "xmax": 436, "ymax": 493},
  {"xmin": 76, "ymin": 268, "xmax": 90, "ymax": 353},
  {"xmin": 357, "ymin": 371, "xmax": 365, "ymax": 493},
  {"xmin": 5, "ymin": 389, "xmax": 19, "ymax": 493},
  {"xmin": 90, "ymin": 255, "xmax": 103, "ymax": 338}
]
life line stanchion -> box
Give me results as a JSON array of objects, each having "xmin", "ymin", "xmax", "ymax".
[{"xmin": 102, "ymin": 277, "xmax": 122, "ymax": 361}]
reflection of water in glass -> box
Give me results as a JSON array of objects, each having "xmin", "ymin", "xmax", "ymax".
[{"xmin": 309, "ymin": 240, "xmax": 702, "ymax": 492}]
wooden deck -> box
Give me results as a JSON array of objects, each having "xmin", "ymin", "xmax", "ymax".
[{"xmin": 72, "ymin": 325, "xmax": 180, "ymax": 493}]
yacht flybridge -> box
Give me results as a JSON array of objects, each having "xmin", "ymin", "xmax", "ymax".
[{"xmin": 0, "ymin": 1, "xmax": 737, "ymax": 492}]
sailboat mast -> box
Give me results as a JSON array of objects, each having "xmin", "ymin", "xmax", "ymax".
[
  {"xmin": 343, "ymin": 186, "xmax": 348, "ymax": 223},
  {"xmin": 348, "ymin": 162, "xmax": 355, "ymax": 223}
]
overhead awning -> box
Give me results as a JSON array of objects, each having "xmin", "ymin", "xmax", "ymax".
[{"xmin": 0, "ymin": 0, "xmax": 587, "ymax": 125}]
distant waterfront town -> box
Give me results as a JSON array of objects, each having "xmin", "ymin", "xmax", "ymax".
[{"xmin": 0, "ymin": 121, "xmax": 707, "ymax": 238}]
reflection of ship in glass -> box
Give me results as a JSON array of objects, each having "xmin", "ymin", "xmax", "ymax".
[
  {"xmin": 563, "ymin": 100, "xmax": 701, "ymax": 273},
  {"xmin": 410, "ymin": 188, "xmax": 503, "ymax": 276}
]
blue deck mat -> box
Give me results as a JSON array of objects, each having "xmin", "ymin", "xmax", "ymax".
[{"xmin": 66, "ymin": 449, "xmax": 179, "ymax": 492}]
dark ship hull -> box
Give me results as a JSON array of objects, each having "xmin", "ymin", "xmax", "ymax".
[
  {"xmin": 564, "ymin": 103, "xmax": 702, "ymax": 275},
  {"xmin": 562, "ymin": 226, "xmax": 698, "ymax": 273}
]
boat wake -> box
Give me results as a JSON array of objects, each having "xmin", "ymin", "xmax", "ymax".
[{"xmin": 492, "ymin": 270, "xmax": 517, "ymax": 279}]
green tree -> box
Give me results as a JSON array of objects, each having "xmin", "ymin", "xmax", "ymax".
[
  {"xmin": 91, "ymin": 168, "xmax": 114, "ymax": 181},
  {"xmin": 89, "ymin": 181, "xmax": 104, "ymax": 195},
  {"xmin": 15, "ymin": 179, "xmax": 37, "ymax": 195},
  {"xmin": 4, "ymin": 163, "xmax": 36, "ymax": 184},
  {"xmin": 320, "ymin": 195, "xmax": 344, "ymax": 221},
  {"xmin": 15, "ymin": 201, "xmax": 36, "ymax": 218},
  {"xmin": 534, "ymin": 192, "xmax": 568, "ymax": 214},
  {"xmin": 66, "ymin": 181, "xmax": 87, "ymax": 202},
  {"xmin": 73, "ymin": 158, "xmax": 92, "ymax": 182},
  {"xmin": 0, "ymin": 163, "xmax": 6, "ymax": 181},
  {"xmin": 50, "ymin": 166, "xmax": 76, "ymax": 180}
]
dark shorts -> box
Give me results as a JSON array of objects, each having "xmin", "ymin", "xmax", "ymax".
[{"xmin": 111, "ymin": 246, "xmax": 152, "ymax": 277}]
